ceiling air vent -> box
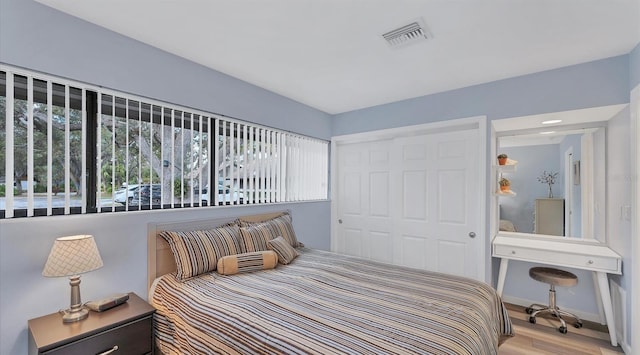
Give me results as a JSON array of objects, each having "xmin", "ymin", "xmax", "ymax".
[{"xmin": 382, "ymin": 18, "xmax": 431, "ymax": 48}]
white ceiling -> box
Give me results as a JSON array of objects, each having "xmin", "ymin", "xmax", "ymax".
[{"xmin": 35, "ymin": 0, "xmax": 640, "ymax": 114}]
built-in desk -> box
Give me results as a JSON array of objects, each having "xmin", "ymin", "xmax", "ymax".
[{"xmin": 492, "ymin": 234, "xmax": 622, "ymax": 346}]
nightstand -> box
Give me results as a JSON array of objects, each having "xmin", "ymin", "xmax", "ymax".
[{"xmin": 28, "ymin": 292, "xmax": 155, "ymax": 355}]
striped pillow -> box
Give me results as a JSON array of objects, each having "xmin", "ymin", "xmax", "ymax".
[
  {"xmin": 239, "ymin": 223, "xmax": 273, "ymax": 253},
  {"xmin": 267, "ymin": 236, "xmax": 300, "ymax": 264},
  {"xmin": 217, "ymin": 250, "xmax": 278, "ymax": 275},
  {"xmin": 238, "ymin": 212, "xmax": 300, "ymax": 249},
  {"xmin": 160, "ymin": 225, "xmax": 242, "ymax": 280}
]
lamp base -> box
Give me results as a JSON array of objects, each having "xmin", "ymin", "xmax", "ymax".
[
  {"xmin": 62, "ymin": 275, "xmax": 88, "ymax": 323},
  {"xmin": 62, "ymin": 307, "xmax": 89, "ymax": 323}
]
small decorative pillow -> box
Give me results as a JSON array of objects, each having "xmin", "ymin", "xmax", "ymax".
[
  {"xmin": 238, "ymin": 212, "xmax": 300, "ymax": 249},
  {"xmin": 267, "ymin": 236, "xmax": 300, "ymax": 264},
  {"xmin": 160, "ymin": 224, "xmax": 242, "ymax": 280},
  {"xmin": 216, "ymin": 250, "xmax": 278, "ymax": 275}
]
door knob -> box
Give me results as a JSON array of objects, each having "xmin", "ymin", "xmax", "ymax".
[
  {"xmin": 338, "ymin": 219, "xmax": 343, "ymax": 224},
  {"xmin": 468, "ymin": 232, "xmax": 476, "ymax": 238}
]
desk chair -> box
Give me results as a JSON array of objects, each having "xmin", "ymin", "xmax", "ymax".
[{"xmin": 525, "ymin": 267, "xmax": 583, "ymax": 334}]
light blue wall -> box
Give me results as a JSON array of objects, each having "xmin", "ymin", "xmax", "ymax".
[
  {"xmin": 630, "ymin": 42, "xmax": 640, "ymax": 90},
  {"xmin": 498, "ymin": 144, "xmax": 562, "ymax": 234},
  {"xmin": 332, "ymin": 55, "xmax": 630, "ymax": 136},
  {"xmin": 0, "ymin": 0, "xmax": 332, "ymax": 354}
]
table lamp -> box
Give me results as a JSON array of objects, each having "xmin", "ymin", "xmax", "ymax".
[{"xmin": 42, "ymin": 235, "xmax": 103, "ymax": 323}]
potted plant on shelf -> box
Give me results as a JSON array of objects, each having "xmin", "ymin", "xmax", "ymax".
[
  {"xmin": 497, "ymin": 154, "xmax": 508, "ymax": 166},
  {"xmin": 499, "ymin": 177, "xmax": 511, "ymax": 192}
]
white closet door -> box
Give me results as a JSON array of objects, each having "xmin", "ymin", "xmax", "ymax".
[
  {"xmin": 335, "ymin": 128, "xmax": 481, "ymax": 280},
  {"xmin": 335, "ymin": 139, "xmax": 394, "ymax": 264},
  {"xmin": 392, "ymin": 129, "xmax": 480, "ymax": 278}
]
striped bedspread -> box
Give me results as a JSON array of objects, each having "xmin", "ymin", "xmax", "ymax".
[{"xmin": 151, "ymin": 248, "xmax": 513, "ymax": 354}]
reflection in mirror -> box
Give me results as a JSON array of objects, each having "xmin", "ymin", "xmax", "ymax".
[
  {"xmin": 493, "ymin": 104, "xmax": 628, "ymax": 245},
  {"xmin": 497, "ymin": 127, "xmax": 605, "ymax": 241}
]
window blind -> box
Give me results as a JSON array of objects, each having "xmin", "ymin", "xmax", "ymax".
[{"xmin": 0, "ymin": 65, "xmax": 328, "ymax": 218}]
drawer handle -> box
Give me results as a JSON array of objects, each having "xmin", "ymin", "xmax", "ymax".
[
  {"xmin": 588, "ymin": 260, "xmax": 594, "ymax": 265},
  {"xmin": 511, "ymin": 250, "xmax": 516, "ymax": 255},
  {"xmin": 97, "ymin": 345, "xmax": 119, "ymax": 355}
]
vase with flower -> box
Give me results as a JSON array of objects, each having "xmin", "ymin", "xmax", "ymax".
[{"xmin": 537, "ymin": 170, "xmax": 558, "ymax": 198}]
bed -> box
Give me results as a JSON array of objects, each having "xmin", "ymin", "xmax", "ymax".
[{"xmin": 148, "ymin": 212, "xmax": 513, "ymax": 354}]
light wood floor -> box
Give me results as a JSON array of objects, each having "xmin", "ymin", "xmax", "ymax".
[{"xmin": 499, "ymin": 304, "xmax": 624, "ymax": 355}]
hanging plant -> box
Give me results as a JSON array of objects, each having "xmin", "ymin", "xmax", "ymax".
[{"xmin": 537, "ymin": 170, "xmax": 558, "ymax": 198}]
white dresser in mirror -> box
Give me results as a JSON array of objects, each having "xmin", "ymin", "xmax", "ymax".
[{"xmin": 534, "ymin": 198, "xmax": 564, "ymax": 236}]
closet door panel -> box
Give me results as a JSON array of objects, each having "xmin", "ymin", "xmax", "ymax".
[{"xmin": 335, "ymin": 126, "xmax": 483, "ymax": 280}]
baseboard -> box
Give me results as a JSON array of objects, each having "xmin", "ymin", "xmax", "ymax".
[{"xmin": 501, "ymin": 295, "xmax": 602, "ymax": 323}]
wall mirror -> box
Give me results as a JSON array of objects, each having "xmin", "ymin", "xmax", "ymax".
[{"xmin": 492, "ymin": 104, "xmax": 627, "ymax": 244}]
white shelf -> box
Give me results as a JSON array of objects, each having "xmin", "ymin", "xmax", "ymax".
[
  {"xmin": 496, "ymin": 159, "xmax": 518, "ymax": 172},
  {"xmin": 494, "ymin": 157, "xmax": 518, "ymax": 196}
]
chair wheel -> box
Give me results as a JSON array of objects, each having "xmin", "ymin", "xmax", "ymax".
[
  {"xmin": 559, "ymin": 326, "xmax": 567, "ymax": 334},
  {"xmin": 529, "ymin": 316, "xmax": 536, "ymax": 324},
  {"xmin": 574, "ymin": 321, "xmax": 583, "ymax": 329},
  {"xmin": 525, "ymin": 307, "xmax": 533, "ymax": 314}
]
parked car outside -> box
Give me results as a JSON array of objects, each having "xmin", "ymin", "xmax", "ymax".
[
  {"xmin": 130, "ymin": 184, "xmax": 162, "ymax": 206},
  {"xmin": 199, "ymin": 183, "xmax": 243, "ymax": 205},
  {"xmin": 113, "ymin": 184, "xmax": 140, "ymax": 204}
]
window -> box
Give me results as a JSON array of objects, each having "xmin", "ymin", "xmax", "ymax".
[
  {"xmin": 96, "ymin": 94, "xmax": 212, "ymax": 211},
  {"xmin": 0, "ymin": 65, "xmax": 328, "ymax": 218}
]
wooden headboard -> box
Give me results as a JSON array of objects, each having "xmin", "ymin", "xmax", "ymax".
[{"xmin": 147, "ymin": 211, "xmax": 286, "ymax": 295}]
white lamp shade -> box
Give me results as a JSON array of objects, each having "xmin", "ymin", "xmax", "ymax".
[{"xmin": 43, "ymin": 235, "xmax": 104, "ymax": 277}]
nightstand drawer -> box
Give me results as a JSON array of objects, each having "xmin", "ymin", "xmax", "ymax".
[{"xmin": 43, "ymin": 316, "xmax": 152, "ymax": 355}]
